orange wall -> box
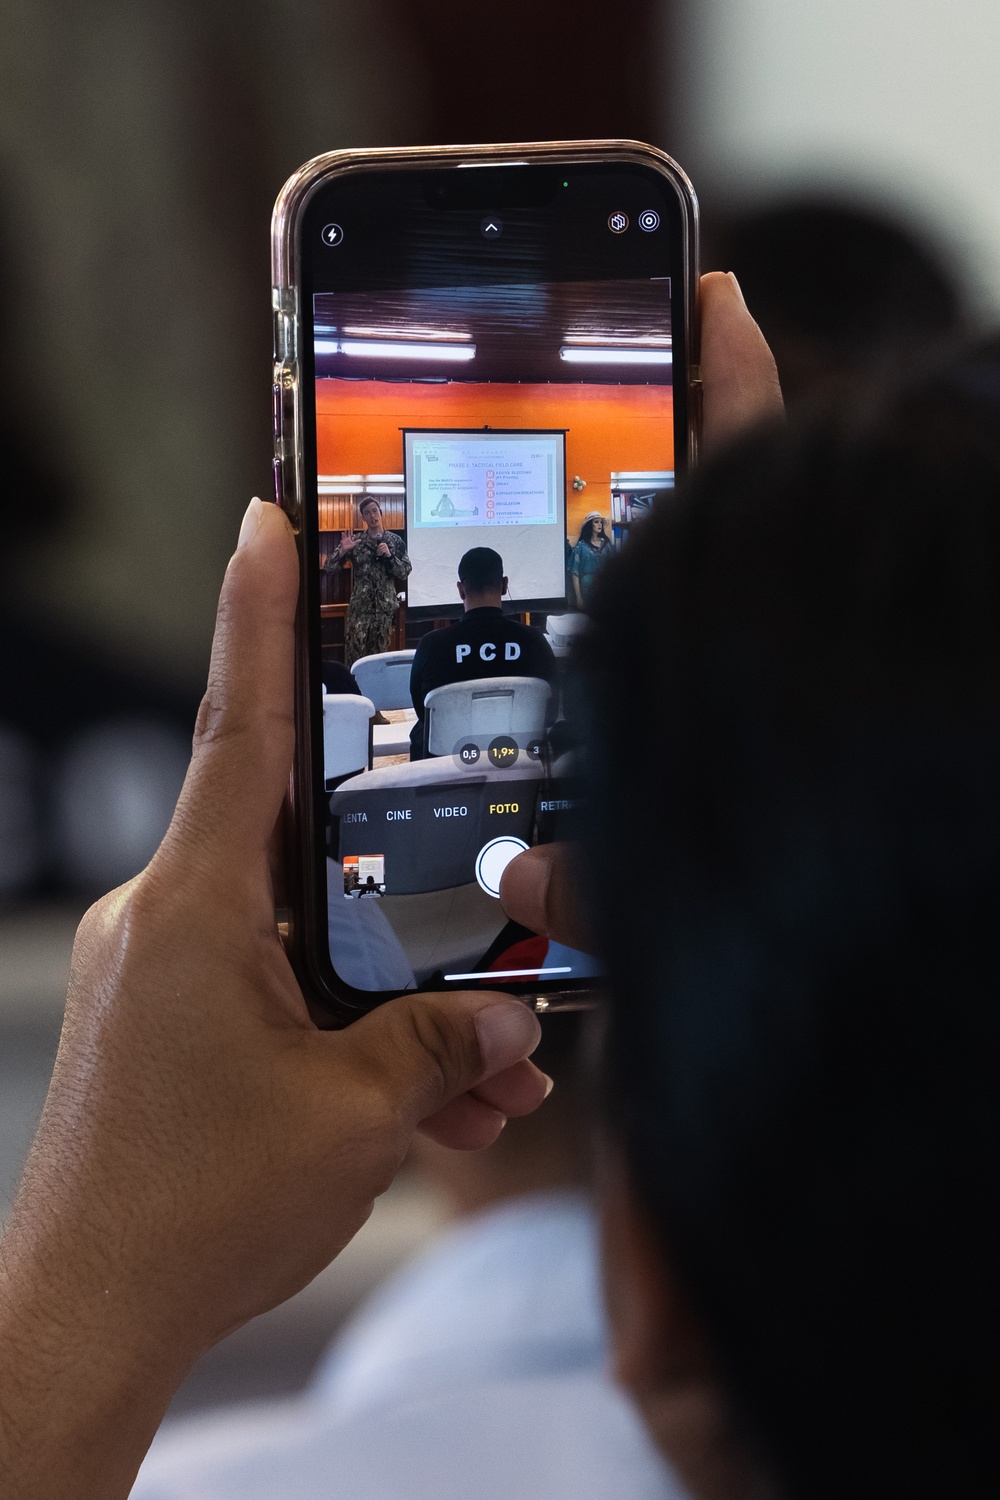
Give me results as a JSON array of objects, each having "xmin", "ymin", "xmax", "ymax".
[{"xmin": 315, "ymin": 380, "xmax": 673, "ymax": 538}]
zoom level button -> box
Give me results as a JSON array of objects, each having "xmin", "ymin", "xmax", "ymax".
[{"xmin": 487, "ymin": 735, "xmax": 518, "ymax": 767}]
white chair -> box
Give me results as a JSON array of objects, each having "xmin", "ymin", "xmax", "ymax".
[
  {"xmin": 424, "ymin": 676, "xmax": 552, "ymax": 758},
  {"xmin": 351, "ymin": 650, "xmax": 417, "ymax": 759},
  {"xmin": 350, "ymin": 650, "xmax": 416, "ymax": 709},
  {"xmin": 544, "ymin": 612, "xmax": 590, "ymax": 658},
  {"xmin": 323, "ymin": 693, "xmax": 374, "ymax": 784}
]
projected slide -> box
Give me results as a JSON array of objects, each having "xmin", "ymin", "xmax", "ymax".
[
  {"xmin": 405, "ymin": 429, "xmax": 567, "ymax": 612},
  {"xmin": 410, "ymin": 432, "xmax": 561, "ymax": 529}
]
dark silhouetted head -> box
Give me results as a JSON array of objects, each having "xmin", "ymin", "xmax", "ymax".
[
  {"xmin": 711, "ymin": 196, "xmax": 968, "ymax": 409},
  {"xmin": 582, "ymin": 336, "xmax": 1000, "ymax": 1497},
  {"xmin": 458, "ymin": 547, "xmax": 505, "ymax": 592}
]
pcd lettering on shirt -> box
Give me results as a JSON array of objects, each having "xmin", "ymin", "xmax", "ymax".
[{"xmin": 455, "ymin": 642, "xmax": 522, "ymax": 664}]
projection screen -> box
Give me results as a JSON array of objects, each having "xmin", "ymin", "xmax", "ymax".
[{"xmin": 403, "ymin": 428, "xmax": 567, "ymax": 613}]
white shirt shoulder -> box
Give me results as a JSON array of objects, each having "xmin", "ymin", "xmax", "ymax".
[{"xmin": 134, "ymin": 1194, "xmax": 687, "ymax": 1500}]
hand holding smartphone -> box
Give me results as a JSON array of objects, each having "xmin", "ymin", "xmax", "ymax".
[{"xmin": 272, "ymin": 140, "xmax": 699, "ymax": 1024}]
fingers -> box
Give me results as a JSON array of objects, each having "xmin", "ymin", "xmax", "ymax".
[
  {"xmin": 417, "ymin": 1093, "xmax": 508, "ymax": 1150},
  {"xmin": 418, "ymin": 1060, "xmax": 551, "ymax": 1150},
  {"xmin": 341, "ymin": 991, "xmax": 544, "ymax": 1144},
  {"xmin": 470, "ymin": 1057, "xmax": 553, "ymax": 1116},
  {"xmin": 165, "ymin": 499, "xmax": 299, "ymax": 872},
  {"xmin": 499, "ymin": 844, "xmax": 593, "ymax": 954},
  {"xmin": 700, "ymin": 271, "xmax": 784, "ymax": 454}
]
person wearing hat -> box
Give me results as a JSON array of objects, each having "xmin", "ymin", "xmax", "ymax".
[{"xmin": 568, "ymin": 513, "xmax": 612, "ymax": 609}]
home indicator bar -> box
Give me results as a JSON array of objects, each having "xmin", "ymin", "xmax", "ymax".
[{"xmin": 443, "ymin": 965, "xmax": 573, "ymax": 982}]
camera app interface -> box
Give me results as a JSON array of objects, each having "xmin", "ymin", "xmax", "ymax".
[{"xmin": 306, "ymin": 170, "xmax": 678, "ymax": 992}]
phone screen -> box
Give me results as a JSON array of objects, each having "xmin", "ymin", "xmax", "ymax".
[{"xmin": 297, "ymin": 160, "xmax": 690, "ymax": 999}]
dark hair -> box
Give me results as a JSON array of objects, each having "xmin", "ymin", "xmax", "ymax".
[
  {"xmin": 458, "ymin": 546, "xmax": 504, "ymax": 592},
  {"xmin": 358, "ymin": 495, "xmax": 381, "ymax": 519},
  {"xmin": 582, "ymin": 342, "xmax": 1000, "ymax": 1497},
  {"xmin": 580, "ymin": 517, "xmax": 605, "ymax": 546},
  {"xmin": 711, "ymin": 196, "xmax": 967, "ymax": 406}
]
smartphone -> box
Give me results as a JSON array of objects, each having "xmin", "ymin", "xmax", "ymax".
[{"xmin": 271, "ymin": 140, "xmax": 699, "ymax": 1024}]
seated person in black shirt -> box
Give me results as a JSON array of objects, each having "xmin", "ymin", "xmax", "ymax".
[
  {"xmin": 321, "ymin": 656, "xmax": 362, "ymax": 696},
  {"xmin": 408, "ymin": 547, "xmax": 558, "ymax": 759}
]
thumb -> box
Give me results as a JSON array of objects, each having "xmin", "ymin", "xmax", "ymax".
[
  {"xmin": 166, "ymin": 498, "xmax": 299, "ymax": 870},
  {"xmin": 499, "ymin": 842, "xmax": 593, "ymax": 954},
  {"xmin": 340, "ymin": 992, "xmax": 547, "ymax": 1151},
  {"xmin": 700, "ymin": 270, "xmax": 785, "ymax": 453}
]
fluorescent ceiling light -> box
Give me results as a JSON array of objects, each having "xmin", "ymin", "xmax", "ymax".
[
  {"xmin": 316, "ymin": 337, "xmax": 475, "ymax": 361},
  {"xmin": 342, "ymin": 325, "xmax": 472, "ymax": 342},
  {"xmin": 559, "ymin": 346, "xmax": 673, "ymax": 365},
  {"xmin": 563, "ymin": 334, "xmax": 671, "ymax": 347},
  {"xmin": 318, "ymin": 475, "xmax": 406, "ymax": 494},
  {"xmin": 614, "ymin": 480, "xmax": 674, "ymax": 492},
  {"xmin": 342, "ymin": 339, "xmax": 475, "ymax": 360}
]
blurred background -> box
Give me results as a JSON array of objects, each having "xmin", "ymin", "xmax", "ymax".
[{"xmin": 1, "ymin": 0, "xmax": 998, "ymax": 1416}]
